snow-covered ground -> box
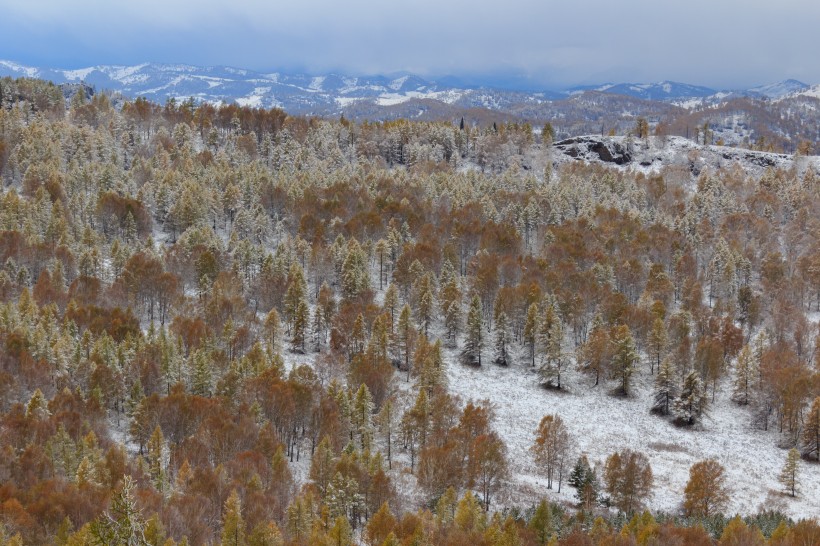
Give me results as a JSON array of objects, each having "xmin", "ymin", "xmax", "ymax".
[{"xmin": 441, "ymin": 344, "xmax": 820, "ymax": 519}]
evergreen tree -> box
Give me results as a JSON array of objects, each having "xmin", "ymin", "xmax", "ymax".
[
  {"xmin": 462, "ymin": 294, "xmax": 483, "ymax": 365},
  {"xmin": 779, "ymin": 448, "xmax": 800, "ymax": 498},
  {"xmin": 673, "ymin": 370, "xmax": 708, "ymax": 425},
  {"xmin": 493, "ymin": 311, "xmax": 511, "ymax": 366},
  {"xmin": 732, "ymin": 344, "xmax": 756, "ymax": 406},
  {"xmin": 652, "ymin": 357, "xmax": 676, "ymax": 416},
  {"xmin": 568, "ymin": 455, "xmax": 599, "ymax": 510}
]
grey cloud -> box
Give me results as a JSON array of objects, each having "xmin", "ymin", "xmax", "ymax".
[{"xmin": 2, "ymin": 0, "xmax": 819, "ymax": 88}]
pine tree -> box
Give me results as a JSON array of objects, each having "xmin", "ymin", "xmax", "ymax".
[
  {"xmin": 673, "ymin": 370, "xmax": 708, "ymax": 426},
  {"xmin": 493, "ymin": 311, "xmax": 511, "ymax": 366},
  {"xmin": 779, "ymin": 448, "xmax": 800, "ymax": 497},
  {"xmin": 221, "ymin": 489, "xmax": 246, "ymax": 546},
  {"xmin": 802, "ymin": 396, "xmax": 820, "ymax": 461},
  {"xmin": 652, "ymin": 357, "xmax": 676, "ymax": 416},
  {"xmin": 462, "ymin": 294, "xmax": 483, "ymax": 365}
]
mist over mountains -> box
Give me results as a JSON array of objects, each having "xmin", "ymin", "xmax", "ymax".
[{"xmin": 0, "ymin": 60, "xmax": 814, "ymax": 114}]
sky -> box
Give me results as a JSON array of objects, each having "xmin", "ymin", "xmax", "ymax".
[{"xmin": 2, "ymin": 0, "xmax": 819, "ymax": 89}]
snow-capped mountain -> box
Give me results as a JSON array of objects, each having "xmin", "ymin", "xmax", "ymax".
[
  {"xmin": 2, "ymin": 60, "xmax": 814, "ymax": 114},
  {"xmin": 747, "ymin": 79, "xmax": 809, "ymax": 99},
  {"xmin": 567, "ymin": 81, "xmax": 717, "ymax": 101}
]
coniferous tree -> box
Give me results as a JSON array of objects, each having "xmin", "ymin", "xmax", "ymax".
[
  {"xmin": 523, "ymin": 302, "xmax": 539, "ymax": 367},
  {"xmin": 683, "ymin": 459, "xmax": 729, "ymax": 518},
  {"xmin": 610, "ymin": 324, "xmax": 638, "ymax": 396},
  {"xmin": 652, "ymin": 356, "xmax": 677, "ymax": 416},
  {"xmin": 291, "ymin": 299, "xmax": 309, "ymax": 353},
  {"xmin": 732, "ymin": 344, "xmax": 756, "ymax": 406},
  {"xmin": 568, "ymin": 455, "xmax": 599, "ymax": 510},
  {"xmin": 462, "ymin": 294, "xmax": 483, "ymax": 365},
  {"xmin": 603, "ymin": 450, "xmax": 653, "ymax": 514},
  {"xmin": 674, "ymin": 370, "xmax": 708, "ymax": 425},
  {"xmin": 221, "ymin": 489, "xmax": 246, "ymax": 546},
  {"xmin": 802, "ymin": 396, "xmax": 820, "ymax": 461},
  {"xmin": 647, "ymin": 317, "xmax": 667, "ymax": 375},
  {"xmin": 779, "ymin": 448, "xmax": 800, "ymax": 498},
  {"xmin": 538, "ymin": 304, "xmax": 565, "ymax": 388},
  {"xmin": 493, "ymin": 311, "xmax": 511, "ymax": 366}
]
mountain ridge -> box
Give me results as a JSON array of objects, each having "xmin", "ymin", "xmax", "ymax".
[{"xmin": 0, "ymin": 60, "xmax": 813, "ymax": 112}]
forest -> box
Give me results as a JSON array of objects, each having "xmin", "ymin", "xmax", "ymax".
[{"xmin": 0, "ymin": 77, "xmax": 818, "ymax": 545}]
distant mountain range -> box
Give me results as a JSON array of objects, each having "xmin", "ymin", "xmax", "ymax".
[{"xmin": 0, "ymin": 60, "xmax": 816, "ymax": 115}]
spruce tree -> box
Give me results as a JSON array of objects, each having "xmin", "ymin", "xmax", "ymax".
[
  {"xmin": 652, "ymin": 357, "xmax": 676, "ymax": 416},
  {"xmin": 568, "ymin": 455, "xmax": 599, "ymax": 510},
  {"xmin": 673, "ymin": 370, "xmax": 708, "ymax": 426}
]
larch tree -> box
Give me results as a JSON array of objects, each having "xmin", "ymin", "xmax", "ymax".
[
  {"xmin": 538, "ymin": 303, "xmax": 565, "ymax": 389},
  {"xmin": 731, "ymin": 344, "xmax": 756, "ymax": 406},
  {"xmin": 778, "ymin": 448, "xmax": 800, "ymax": 498},
  {"xmin": 493, "ymin": 311, "xmax": 511, "ymax": 366},
  {"xmin": 523, "ymin": 302, "xmax": 539, "ymax": 367},
  {"xmin": 221, "ymin": 489, "xmax": 246, "ymax": 546},
  {"xmin": 683, "ymin": 459, "xmax": 729, "ymax": 518},
  {"xmin": 647, "ymin": 317, "xmax": 667, "ymax": 375},
  {"xmin": 531, "ymin": 414, "xmax": 572, "ymax": 491},
  {"xmin": 462, "ymin": 294, "xmax": 483, "ymax": 366},
  {"xmin": 610, "ymin": 324, "xmax": 638, "ymax": 396}
]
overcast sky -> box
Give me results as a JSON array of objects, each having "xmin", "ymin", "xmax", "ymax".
[{"xmin": 2, "ymin": 0, "xmax": 819, "ymax": 89}]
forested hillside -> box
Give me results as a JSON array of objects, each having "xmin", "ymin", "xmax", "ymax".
[{"xmin": 0, "ymin": 77, "xmax": 818, "ymax": 545}]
